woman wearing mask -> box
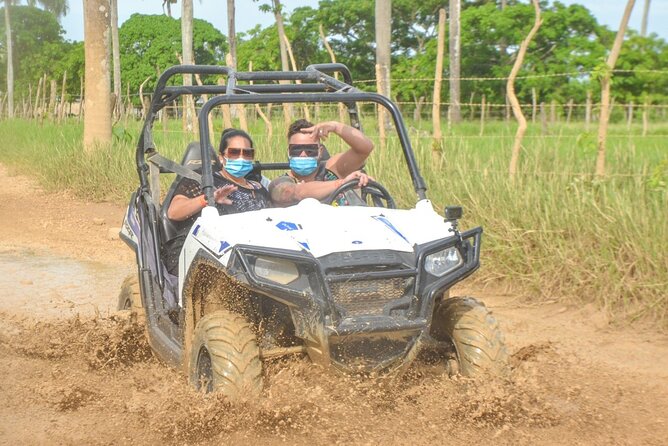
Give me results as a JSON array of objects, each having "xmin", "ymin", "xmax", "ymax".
[{"xmin": 164, "ymin": 128, "xmax": 270, "ymax": 275}]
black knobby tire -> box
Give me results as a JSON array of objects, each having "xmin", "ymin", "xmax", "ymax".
[
  {"xmin": 435, "ymin": 297, "xmax": 509, "ymax": 377},
  {"xmin": 117, "ymin": 274, "xmax": 144, "ymax": 319},
  {"xmin": 189, "ymin": 310, "xmax": 263, "ymax": 400}
]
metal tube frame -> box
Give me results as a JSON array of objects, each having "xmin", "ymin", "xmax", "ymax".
[{"xmin": 135, "ymin": 64, "xmax": 428, "ymax": 204}]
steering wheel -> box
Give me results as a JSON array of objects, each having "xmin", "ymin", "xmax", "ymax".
[{"xmin": 326, "ymin": 179, "xmax": 396, "ymax": 209}]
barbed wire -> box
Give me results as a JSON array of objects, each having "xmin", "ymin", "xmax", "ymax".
[{"xmin": 354, "ymin": 69, "xmax": 668, "ymax": 83}]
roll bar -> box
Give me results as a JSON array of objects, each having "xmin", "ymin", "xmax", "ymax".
[{"xmin": 134, "ymin": 64, "xmax": 427, "ymax": 200}]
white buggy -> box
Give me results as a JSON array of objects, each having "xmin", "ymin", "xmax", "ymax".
[{"xmin": 120, "ymin": 64, "xmax": 508, "ymax": 398}]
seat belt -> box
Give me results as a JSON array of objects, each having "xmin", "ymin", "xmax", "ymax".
[{"xmin": 147, "ymin": 152, "xmax": 203, "ymax": 184}]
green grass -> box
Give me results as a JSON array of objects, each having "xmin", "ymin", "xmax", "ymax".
[{"xmin": 1, "ymin": 115, "xmax": 666, "ymax": 328}]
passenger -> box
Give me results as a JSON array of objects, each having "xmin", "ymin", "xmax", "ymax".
[
  {"xmin": 268, "ymin": 119, "xmax": 374, "ymax": 207},
  {"xmin": 163, "ymin": 128, "xmax": 270, "ymax": 275}
]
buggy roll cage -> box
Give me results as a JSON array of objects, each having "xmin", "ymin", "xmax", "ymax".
[{"xmin": 135, "ymin": 64, "xmax": 427, "ymax": 201}]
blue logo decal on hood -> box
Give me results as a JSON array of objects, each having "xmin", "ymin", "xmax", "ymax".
[
  {"xmin": 298, "ymin": 241, "xmax": 310, "ymax": 250},
  {"xmin": 219, "ymin": 241, "xmax": 230, "ymax": 252},
  {"xmin": 372, "ymin": 215, "xmax": 410, "ymax": 243},
  {"xmin": 276, "ymin": 221, "xmax": 299, "ymax": 231}
]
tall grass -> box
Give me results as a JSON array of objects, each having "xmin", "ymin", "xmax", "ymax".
[{"xmin": 0, "ymin": 116, "xmax": 666, "ymax": 327}]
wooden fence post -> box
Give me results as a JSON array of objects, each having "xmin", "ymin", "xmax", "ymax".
[
  {"xmin": 58, "ymin": 71, "xmax": 67, "ymax": 121},
  {"xmin": 48, "ymin": 79, "xmax": 57, "ymax": 119},
  {"xmin": 33, "ymin": 77, "xmax": 43, "ymax": 120},
  {"xmin": 479, "ymin": 94, "xmax": 486, "ymax": 136},
  {"xmin": 531, "ymin": 88, "xmax": 537, "ymax": 123},
  {"xmin": 566, "ymin": 99, "xmax": 574, "ymax": 124},
  {"xmin": 540, "ymin": 102, "xmax": 547, "ymax": 135},
  {"xmin": 585, "ymin": 90, "xmax": 592, "ymax": 131},
  {"xmin": 642, "ymin": 99, "xmax": 649, "ymax": 136},
  {"xmin": 627, "ymin": 101, "xmax": 634, "ymax": 130}
]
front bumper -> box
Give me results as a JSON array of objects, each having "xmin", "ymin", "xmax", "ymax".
[{"xmin": 225, "ymin": 227, "xmax": 482, "ymax": 373}]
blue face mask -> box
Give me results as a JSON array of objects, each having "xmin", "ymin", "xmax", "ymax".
[
  {"xmin": 289, "ymin": 157, "xmax": 318, "ymax": 176},
  {"xmin": 224, "ymin": 158, "xmax": 253, "ymax": 178}
]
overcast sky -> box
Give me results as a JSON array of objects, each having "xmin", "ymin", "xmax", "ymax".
[{"xmin": 59, "ymin": 0, "xmax": 668, "ymax": 43}]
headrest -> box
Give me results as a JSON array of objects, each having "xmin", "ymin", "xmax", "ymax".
[{"xmin": 181, "ymin": 141, "xmax": 219, "ymax": 170}]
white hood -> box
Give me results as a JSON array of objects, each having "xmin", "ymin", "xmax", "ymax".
[{"xmin": 190, "ymin": 198, "xmax": 453, "ymax": 262}]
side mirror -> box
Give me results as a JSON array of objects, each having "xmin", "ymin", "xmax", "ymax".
[{"xmin": 445, "ymin": 205, "xmax": 463, "ymax": 222}]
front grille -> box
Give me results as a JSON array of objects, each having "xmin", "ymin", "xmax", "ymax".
[{"xmin": 330, "ymin": 277, "xmax": 410, "ymax": 316}]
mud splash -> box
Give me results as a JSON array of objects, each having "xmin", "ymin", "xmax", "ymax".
[{"xmin": 1, "ymin": 314, "xmax": 636, "ymax": 445}]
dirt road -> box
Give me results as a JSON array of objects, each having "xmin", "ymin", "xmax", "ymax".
[{"xmin": 1, "ymin": 164, "xmax": 666, "ymax": 445}]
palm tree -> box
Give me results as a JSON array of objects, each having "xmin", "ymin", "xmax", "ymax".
[
  {"xmin": 110, "ymin": 0, "xmax": 121, "ymax": 118},
  {"xmin": 162, "ymin": 0, "xmax": 176, "ymax": 17},
  {"xmin": 641, "ymin": 0, "xmax": 650, "ymax": 37},
  {"xmin": 375, "ymin": 0, "xmax": 391, "ymax": 100},
  {"xmin": 3, "ymin": 0, "xmax": 68, "ymax": 118},
  {"xmin": 83, "ymin": 0, "xmax": 111, "ymax": 149},
  {"xmin": 449, "ymin": 0, "xmax": 461, "ymax": 123}
]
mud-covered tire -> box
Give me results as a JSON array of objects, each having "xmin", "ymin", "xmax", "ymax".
[
  {"xmin": 434, "ymin": 296, "xmax": 509, "ymax": 377},
  {"xmin": 117, "ymin": 274, "xmax": 144, "ymax": 320},
  {"xmin": 189, "ymin": 310, "xmax": 263, "ymax": 400}
]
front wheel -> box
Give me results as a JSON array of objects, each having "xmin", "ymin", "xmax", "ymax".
[
  {"xmin": 432, "ymin": 297, "xmax": 509, "ymax": 377},
  {"xmin": 117, "ymin": 274, "xmax": 144, "ymax": 321},
  {"xmin": 189, "ymin": 310, "xmax": 263, "ymax": 400}
]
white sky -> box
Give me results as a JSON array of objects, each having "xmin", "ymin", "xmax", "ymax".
[{"xmin": 59, "ymin": 0, "xmax": 667, "ymax": 42}]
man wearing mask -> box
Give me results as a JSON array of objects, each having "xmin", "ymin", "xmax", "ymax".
[{"xmin": 269, "ymin": 119, "xmax": 375, "ymax": 206}]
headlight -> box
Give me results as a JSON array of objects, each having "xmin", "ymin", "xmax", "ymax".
[
  {"xmin": 424, "ymin": 247, "xmax": 463, "ymax": 277},
  {"xmin": 254, "ymin": 256, "xmax": 300, "ymax": 285}
]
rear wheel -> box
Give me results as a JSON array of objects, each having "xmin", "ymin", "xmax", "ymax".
[
  {"xmin": 433, "ymin": 296, "xmax": 509, "ymax": 377},
  {"xmin": 189, "ymin": 310, "xmax": 263, "ymax": 400}
]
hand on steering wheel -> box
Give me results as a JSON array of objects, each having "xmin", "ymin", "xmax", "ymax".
[{"xmin": 325, "ymin": 175, "xmax": 396, "ymax": 208}]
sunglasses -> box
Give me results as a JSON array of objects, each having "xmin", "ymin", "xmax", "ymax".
[
  {"xmin": 288, "ymin": 144, "xmax": 320, "ymax": 158},
  {"xmin": 225, "ymin": 147, "xmax": 255, "ymax": 159}
]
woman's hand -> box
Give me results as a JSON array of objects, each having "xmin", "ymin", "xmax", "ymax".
[{"xmin": 213, "ymin": 184, "xmax": 237, "ymax": 205}]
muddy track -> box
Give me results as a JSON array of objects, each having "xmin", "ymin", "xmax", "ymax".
[{"xmin": 1, "ymin": 164, "xmax": 667, "ymax": 445}]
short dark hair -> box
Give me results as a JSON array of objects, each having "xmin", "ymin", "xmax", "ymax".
[
  {"xmin": 287, "ymin": 119, "xmax": 314, "ymax": 139},
  {"xmin": 219, "ymin": 128, "xmax": 254, "ymax": 154}
]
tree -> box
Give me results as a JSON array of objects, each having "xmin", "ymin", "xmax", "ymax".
[
  {"xmin": 162, "ymin": 0, "xmax": 176, "ymax": 17},
  {"xmin": 3, "ymin": 1, "xmax": 13, "ymax": 117},
  {"xmin": 0, "ymin": 5, "xmax": 75, "ymax": 97},
  {"xmin": 641, "ymin": 0, "xmax": 650, "ymax": 37},
  {"xmin": 110, "ymin": 0, "xmax": 121, "ymax": 117},
  {"xmin": 83, "ymin": 0, "xmax": 111, "ymax": 150},
  {"xmin": 118, "ymin": 14, "xmax": 225, "ymax": 99},
  {"xmin": 227, "ymin": 0, "xmax": 236, "ymax": 68},
  {"xmin": 181, "ymin": 0, "xmax": 194, "ymax": 132},
  {"xmin": 2, "ymin": 0, "xmax": 68, "ymax": 117},
  {"xmin": 449, "ymin": 0, "xmax": 461, "ymax": 122},
  {"xmin": 508, "ymin": 0, "xmax": 542, "ymax": 178},
  {"xmin": 375, "ymin": 0, "xmax": 391, "ymax": 99},
  {"xmin": 596, "ymin": 0, "xmax": 636, "ymax": 177}
]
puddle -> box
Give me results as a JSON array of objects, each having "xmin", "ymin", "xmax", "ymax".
[{"xmin": 0, "ymin": 247, "xmax": 132, "ymax": 319}]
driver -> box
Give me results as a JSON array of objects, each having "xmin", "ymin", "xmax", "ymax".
[
  {"xmin": 163, "ymin": 128, "xmax": 270, "ymax": 275},
  {"xmin": 268, "ymin": 119, "xmax": 374, "ymax": 207}
]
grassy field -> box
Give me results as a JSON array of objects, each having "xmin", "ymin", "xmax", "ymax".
[{"xmin": 1, "ymin": 116, "xmax": 666, "ymax": 328}]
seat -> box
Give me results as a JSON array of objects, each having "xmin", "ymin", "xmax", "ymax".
[{"xmin": 159, "ymin": 141, "xmax": 217, "ymax": 244}]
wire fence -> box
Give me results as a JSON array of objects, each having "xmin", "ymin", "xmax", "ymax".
[{"xmin": 1, "ymin": 67, "xmax": 667, "ymax": 129}]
